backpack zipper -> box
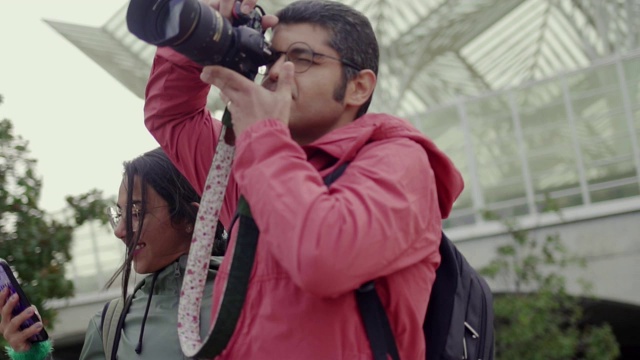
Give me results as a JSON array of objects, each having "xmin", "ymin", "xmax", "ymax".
[
  {"xmin": 464, "ymin": 321, "xmax": 480, "ymax": 338},
  {"xmin": 463, "ymin": 336, "xmax": 467, "ymax": 359},
  {"xmin": 478, "ymin": 281, "xmax": 489, "ymax": 359},
  {"xmin": 463, "ymin": 321, "xmax": 480, "ymax": 359},
  {"xmin": 462, "ymin": 281, "xmax": 487, "ymax": 360}
]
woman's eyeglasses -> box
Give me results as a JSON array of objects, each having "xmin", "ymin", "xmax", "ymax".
[
  {"xmin": 259, "ymin": 41, "xmax": 361, "ymax": 75},
  {"xmin": 106, "ymin": 204, "xmax": 142, "ymax": 232}
]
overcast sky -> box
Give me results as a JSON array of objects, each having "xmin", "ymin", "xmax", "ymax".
[{"xmin": 0, "ymin": 1, "xmax": 160, "ymax": 213}]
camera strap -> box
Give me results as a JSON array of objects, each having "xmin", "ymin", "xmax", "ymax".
[
  {"xmin": 177, "ymin": 109, "xmax": 236, "ymax": 358},
  {"xmin": 186, "ymin": 163, "xmax": 352, "ymax": 359}
]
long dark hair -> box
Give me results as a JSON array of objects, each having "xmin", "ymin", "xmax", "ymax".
[{"xmin": 105, "ymin": 147, "xmax": 200, "ymax": 298}]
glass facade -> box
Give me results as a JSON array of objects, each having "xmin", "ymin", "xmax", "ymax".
[
  {"xmin": 411, "ymin": 52, "xmax": 640, "ymax": 227},
  {"xmin": 64, "ymin": 222, "xmax": 125, "ymax": 294}
]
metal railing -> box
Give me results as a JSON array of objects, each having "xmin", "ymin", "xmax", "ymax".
[{"xmin": 408, "ymin": 50, "xmax": 640, "ymax": 227}]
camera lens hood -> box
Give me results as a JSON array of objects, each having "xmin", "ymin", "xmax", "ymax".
[{"xmin": 127, "ymin": 0, "xmax": 201, "ymax": 47}]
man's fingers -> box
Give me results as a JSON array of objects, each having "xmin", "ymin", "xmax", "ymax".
[
  {"xmin": 261, "ymin": 14, "xmax": 279, "ymax": 29},
  {"xmin": 276, "ymin": 62, "xmax": 295, "ymax": 100},
  {"xmin": 239, "ymin": 0, "xmax": 258, "ymax": 14},
  {"xmin": 218, "ymin": 0, "xmax": 236, "ymax": 18},
  {"xmin": 201, "ymin": 66, "xmax": 232, "ymax": 88},
  {"xmin": 206, "ymin": 0, "xmax": 220, "ymax": 10},
  {"xmin": 201, "ymin": 65, "xmax": 253, "ymax": 96}
]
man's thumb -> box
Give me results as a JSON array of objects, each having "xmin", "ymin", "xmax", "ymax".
[{"xmin": 277, "ymin": 61, "xmax": 295, "ymax": 96}]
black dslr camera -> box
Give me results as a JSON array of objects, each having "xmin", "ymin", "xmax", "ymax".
[{"xmin": 126, "ymin": 0, "xmax": 275, "ymax": 80}]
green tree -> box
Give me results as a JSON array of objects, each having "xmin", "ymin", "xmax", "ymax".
[
  {"xmin": 480, "ymin": 207, "xmax": 620, "ymax": 360},
  {"xmin": 0, "ymin": 95, "xmax": 111, "ymax": 355}
]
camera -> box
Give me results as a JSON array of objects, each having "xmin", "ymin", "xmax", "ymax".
[{"xmin": 126, "ymin": 0, "xmax": 276, "ymax": 80}]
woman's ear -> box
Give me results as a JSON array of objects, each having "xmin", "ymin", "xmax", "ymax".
[
  {"xmin": 184, "ymin": 202, "xmax": 200, "ymax": 234},
  {"xmin": 345, "ymin": 69, "xmax": 376, "ymax": 108}
]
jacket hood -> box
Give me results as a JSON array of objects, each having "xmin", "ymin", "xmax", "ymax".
[{"xmin": 305, "ymin": 113, "xmax": 464, "ymax": 219}]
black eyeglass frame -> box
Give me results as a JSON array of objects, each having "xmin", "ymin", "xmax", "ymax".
[{"xmin": 263, "ymin": 41, "xmax": 362, "ymax": 74}]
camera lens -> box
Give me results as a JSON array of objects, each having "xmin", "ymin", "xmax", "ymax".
[
  {"xmin": 127, "ymin": 0, "xmax": 277, "ymax": 79},
  {"xmin": 128, "ymin": 0, "xmax": 235, "ymax": 66}
]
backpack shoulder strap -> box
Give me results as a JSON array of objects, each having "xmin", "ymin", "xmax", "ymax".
[
  {"xmin": 356, "ymin": 282, "xmax": 401, "ymax": 360},
  {"xmin": 194, "ymin": 162, "xmax": 352, "ymax": 358},
  {"xmin": 100, "ymin": 281, "xmax": 145, "ymax": 359},
  {"xmin": 321, "ymin": 162, "xmax": 401, "ymax": 360},
  {"xmin": 101, "ymin": 297, "xmax": 124, "ymax": 360}
]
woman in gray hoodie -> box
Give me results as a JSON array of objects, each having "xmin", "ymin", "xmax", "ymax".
[{"xmin": 0, "ymin": 147, "xmax": 225, "ymax": 360}]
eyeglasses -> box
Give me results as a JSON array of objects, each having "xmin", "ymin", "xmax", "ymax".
[
  {"xmin": 106, "ymin": 203, "xmax": 143, "ymax": 232},
  {"xmin": 260, "ymin": 41, "xmax": 362, "ymax": 75}
]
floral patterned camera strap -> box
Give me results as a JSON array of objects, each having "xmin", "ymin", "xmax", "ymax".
[{"xmin": 178, "ymin": 109, "xmax": 235, "ymax": 358}]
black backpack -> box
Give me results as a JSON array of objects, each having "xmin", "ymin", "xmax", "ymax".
[{"xmin": 325, "ymin": 163, "xmax": 495, "ymax": 360}]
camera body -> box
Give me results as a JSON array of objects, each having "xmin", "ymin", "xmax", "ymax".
[{"xmin": 127, "ymin": 0, "xmax": 275, "ymax": 80}]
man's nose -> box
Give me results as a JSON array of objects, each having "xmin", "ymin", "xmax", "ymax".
[{"xmin": 266, "ymin": 54, "xmax": 287, "ymax": 80}]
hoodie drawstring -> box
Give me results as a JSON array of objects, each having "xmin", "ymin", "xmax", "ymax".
[{"xmin": 135, "ymin": 271, "xmax": 160, "ymax": 354}]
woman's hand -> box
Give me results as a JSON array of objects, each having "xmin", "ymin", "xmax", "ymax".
[{"xmin": 0, "ymin": 288, "xmax": 44, "ymax": 353}]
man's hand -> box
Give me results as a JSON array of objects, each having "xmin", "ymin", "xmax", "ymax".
[
  {"xmin": 0, "ymin": 288, "xmax": 43, "ymax": 353},
  {"xmin": 200, "ymin": 62, "xmax": 295, "ymax": 136},
  {"xmin": 205, "ymin": 0, "xmax": 278, "ymax": 28}
]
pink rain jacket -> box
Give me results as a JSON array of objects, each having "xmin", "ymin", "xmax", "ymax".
[{"xmin": 145, "ymin": 48, "xmax": 464, "ymax": 359}]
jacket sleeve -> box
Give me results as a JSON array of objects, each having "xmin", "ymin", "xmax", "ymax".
[
  {"xmin": 233, "ymin": 120, "xmax": 442, "ymax": 298},
  {"xmin": 78, "ymin": 312, "xmax": 106, "ymax": 360},
  {"xmin": 144, "ymin": 47, "xmax": 237, "ymax": 226}
]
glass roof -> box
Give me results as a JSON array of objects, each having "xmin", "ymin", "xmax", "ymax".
[
  {"xmin": 45, "ymin": 0, "xmax": 639, "ymax": 116},
  {"xmin": 44, "ymin": 0, "xmax": 640, "ymax": 226}
]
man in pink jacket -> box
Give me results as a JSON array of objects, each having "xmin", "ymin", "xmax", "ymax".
[{"xmin": 144, "ymin": 0, "xmax": 464, "ymax": 358}]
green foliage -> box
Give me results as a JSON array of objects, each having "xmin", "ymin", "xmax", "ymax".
[
  {"xmin": 66, "ymin": 189, "xmax": 111, "ymax": 227},
  {"xmin": 0, "ymin": 97, "xmax": 112, "ymax": 355},
  {"xmin": 0, "ymin": 116, "xmax": 73, "ymax": 330},
  {"xmin": 480, "ymin": 208, "xmax": 620, "ymax": 359}
]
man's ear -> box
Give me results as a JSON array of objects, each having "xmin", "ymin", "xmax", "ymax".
[{"xmin": 345, "ymin": 69, "xmax": 376, "ymax": 108}]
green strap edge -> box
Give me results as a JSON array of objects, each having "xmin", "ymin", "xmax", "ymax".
[
  {"xmin": 194, "ymin": 163, "xmax": 347, "ymax": 358},
  {"xmin": 195, "ymin": 196, "xmax": 257, "ymax": 358}
]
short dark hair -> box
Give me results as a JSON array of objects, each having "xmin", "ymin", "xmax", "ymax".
[{"xmin": 276, "ymin": 0, "xmax": 379, "ymax": 118}]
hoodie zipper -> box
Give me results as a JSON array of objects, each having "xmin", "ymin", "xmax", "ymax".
[
  {"xmin": 174, "ymin": 261, "xmax": 182, "ymax": 295},
  {"xmin": 174, "ymin": 262, "xmax": 182, "ymax": 278}
]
